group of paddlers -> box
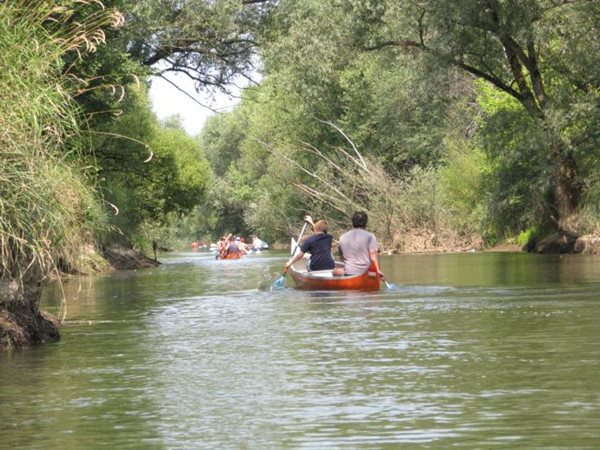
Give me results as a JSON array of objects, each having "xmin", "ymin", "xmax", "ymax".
[
  {"xmin": 284, "ymin": 211, "xmax": 385, "ymax": 279},
  {"xmin": 214, "ymin": 210, "xmax": 384, "ymax": 281},
  {"xmin": 215, "ymin": 234, "xmax": 265, "ymax": 259}
]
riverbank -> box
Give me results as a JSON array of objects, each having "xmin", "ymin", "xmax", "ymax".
[
  {"xmin": 0, "ymin": 244, "xmax": 158, "ymax": 353},
  {"xmin": 379, "ymin": 232, "xmax": 600, "ymax": 255},
  {"xmin": 102, "ymin": 245, "xmax": 160, "ymax": 271},
  {"xmin": 0, "ymin": 281, "xmax": 60, "ymax": 352}
]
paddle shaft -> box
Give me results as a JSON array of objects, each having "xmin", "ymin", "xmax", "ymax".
[
  {"xmin": 284, "ymin": 221, "xmax": 309, "ymax": 275},
  {"xmin": 291, "ymin": 221, "xmax": 309, "ymax": 256}
]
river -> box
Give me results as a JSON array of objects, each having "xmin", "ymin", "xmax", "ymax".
[{"xmin": 1, "ymin": 251, "xmax": 600, "ymax": 449}]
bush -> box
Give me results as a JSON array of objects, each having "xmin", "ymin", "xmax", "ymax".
[{"xmin": 516, "ymin": 227, "xmax": 539, "ymax": 249}]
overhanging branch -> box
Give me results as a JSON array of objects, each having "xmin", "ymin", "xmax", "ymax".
[{"xmin": 364, "ymin": 39, "xmax": 522, "ymax": 101}]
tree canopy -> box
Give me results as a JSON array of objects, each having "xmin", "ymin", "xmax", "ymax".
[
  {"xmin": 195, "ymin": 0, "xmax": 600, "ymax": 249},
  {"xmin": 4, "ymin": 0, "xmax": 600, "ymax": 265}
]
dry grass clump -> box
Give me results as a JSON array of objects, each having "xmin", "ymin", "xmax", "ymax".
[{"xmin": 276, "ymin": 123, "xmax": 482, "ymax": 252}]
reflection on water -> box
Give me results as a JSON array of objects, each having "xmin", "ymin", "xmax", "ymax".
[{"xmin": 1, "ymin": 251, "xmax": 600, "ymax": 448}]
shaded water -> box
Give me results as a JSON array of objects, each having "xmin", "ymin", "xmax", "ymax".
[{"xmin": 2, "ymin": 251, "xmax": 600, "ymax": 449}]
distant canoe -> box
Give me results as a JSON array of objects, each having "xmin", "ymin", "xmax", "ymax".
[
  {"xmin": 289, "ymin": 259, "xmax": 380, "ymax": 291},
  {"xmin": 251, "ymin": 241, "xmax": 268, "ymax": 252},
  {"xmin": 218, "ymin": 252, "xmax": 243, "ymax": 260}
]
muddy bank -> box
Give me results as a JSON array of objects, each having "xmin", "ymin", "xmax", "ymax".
[
  {"xmin": 525, "ymin": 232, "xmax": 600, "ymax": 254},
  {"xmin": 102, "ymin": 245, "xmax": 160, "ymax": 270},
  {"xmin": 0, "ymin": 280, "xmax": 60, "ymax": 352},
  {"xmin": 63, "ymin": 243, "xmax": 160, "ymax": 274},
  {"xmin": 380, "ymin": 232, "xmax": 600, "ymax": 255}
]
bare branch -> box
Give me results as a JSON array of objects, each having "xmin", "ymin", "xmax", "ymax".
[
  {"xmin": 364, "ymin": 39, "xmax": 523, "ymax": 101},
  {"xmin": 317, "ymin": 120, "xmax": 370, "ymax": 173},
  {"xmin": 155, "ymin": 73, "xmax": 223, "ymax": 114}
]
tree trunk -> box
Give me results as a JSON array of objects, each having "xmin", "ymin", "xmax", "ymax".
[
  {"xmin": 552, "ymin": 150, "xmax": 582, "ymax": 233},
  {"xmin": 0, "ymin": 280, "xmax": 60, "ymax": 352}
]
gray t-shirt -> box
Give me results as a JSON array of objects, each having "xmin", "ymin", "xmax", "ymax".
[{"xmin": 338, "ymin": 228, "xmax": 378, "ymax": 275}]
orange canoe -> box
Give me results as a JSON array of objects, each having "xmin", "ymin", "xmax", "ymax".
[
  {"xmin": 289, "ymin": 259, "xmax": 380, "ymax": 291},
  {"xmin": 218, "ymin": 252, "xmax": 243, "ymax": 260}
]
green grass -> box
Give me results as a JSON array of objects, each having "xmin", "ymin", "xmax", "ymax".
[{"xmin": 0, "ymin": 1, "xmax": 118, "ymax": 283}]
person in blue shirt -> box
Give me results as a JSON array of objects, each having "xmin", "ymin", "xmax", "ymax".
[
  {"xmin": 227, "ymin": 237, "xmax": 242, "ymax": 257},
  {"xmin": 284, "ymin": 215, "xmax": 335, "ymax": 272}
]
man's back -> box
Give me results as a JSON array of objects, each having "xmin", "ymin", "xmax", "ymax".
[{"xmin": 338, "ymin": 228, "xmax": 377, "ymax": 275}]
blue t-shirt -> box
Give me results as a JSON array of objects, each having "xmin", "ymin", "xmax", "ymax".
[{"xmin": 300, "ymin": 233, "xmax": 335, "ymax": 270}]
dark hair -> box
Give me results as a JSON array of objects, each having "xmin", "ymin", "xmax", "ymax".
[{"xmin": 351, "ymin": 211, "xmax": 368, "ymax": 228}]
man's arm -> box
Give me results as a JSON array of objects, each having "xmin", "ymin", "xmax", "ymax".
[
  {"xmin": 369, "ymin": 250, "xmax": 385, "ymax": 279},
  {"xmin": 369, "ymin": 235, "xmax": 384, "ymax": 279}
]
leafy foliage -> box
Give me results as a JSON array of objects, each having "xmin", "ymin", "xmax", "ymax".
[
  {"xmin": 6, "ymin": 0, "xmax": 600, "ymax": 262},
  {"xmin": 123, "ymin": 0, "xmax": 269, "ymax": 94},
  {"xmin": 194, "ymin": 0, "xmax": 600, "ymax": 249},
  {"xmin": 95, "ymin": 85, "xmax": 212, "ymax": 245}
]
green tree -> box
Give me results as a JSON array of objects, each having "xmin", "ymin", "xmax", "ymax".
[
  {"xmin": 63, "ymin": 0, "xmax": 275, "ymax": 247},
  {"xmin": 96, "ymin": 85, "xmax": 212, "ymax": 244},
  {"xmin": 350, "ymin": 0, "xmax": 600, "ymax": 233},
  {"xmin": 200, "ymin": 112, "xmax": 247, "ymax": 177},
  {"xmin": 66, "ymin": 0, "xmax": 271, "ymax": 115},
  {"xmin": 122, "ymin": 0, "xmax": 271, "ymax": 94},
  {"xmin": 212, "ymin": 1, "xmax": 474, "ymax": 242}
]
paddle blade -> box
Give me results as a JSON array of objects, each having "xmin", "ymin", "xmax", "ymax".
[
  {"xmin": 384, "ymin": 281, "xmax": 398, "ymax": 290},
  {"xmin": 270, "ymin": 275, "xmax": 286, "ymax": 290},
  {"xmin": 290, "ymin": 237, "xmax": 297, "ymax": 256}
]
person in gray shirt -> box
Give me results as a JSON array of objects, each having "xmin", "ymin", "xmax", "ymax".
[{"xmin": 333, "ymin": 211, "xmax": 384, "ymax": 279}]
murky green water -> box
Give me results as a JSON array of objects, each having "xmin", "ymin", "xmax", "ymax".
[{"xmin": 1, "ymin": 251, "xmax": 600, "ymax": 449}]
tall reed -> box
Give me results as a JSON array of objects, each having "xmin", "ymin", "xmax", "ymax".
[{"xmin": 0, "ymin": 1, "xmax": 122, "ymax": 283}]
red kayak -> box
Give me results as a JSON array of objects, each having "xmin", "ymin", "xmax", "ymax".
[{"xmin": 289, "ymin": 259, "xmax": 381, "ymax": 291}]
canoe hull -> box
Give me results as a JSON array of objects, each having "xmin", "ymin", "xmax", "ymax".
[
  {"xmin": 218, "ymin": 252, "xmax": 243, "ymax": 260},
  {"xmin": 289, "ymin": 260, "xmax": 380, "ymax": 291}
]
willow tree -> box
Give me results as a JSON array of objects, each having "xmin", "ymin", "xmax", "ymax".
[
  {"xmin": 351, "ymin": 0, "xmax": 600, "ymax": 233},
  {"xmin": 79, "ymin": 0, "xmax": 273, "ymax": 101}
]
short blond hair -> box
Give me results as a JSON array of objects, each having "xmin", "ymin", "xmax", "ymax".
[{"xmin": 313, "ymin": 220, "xmax": 329, "ymax": 233}]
